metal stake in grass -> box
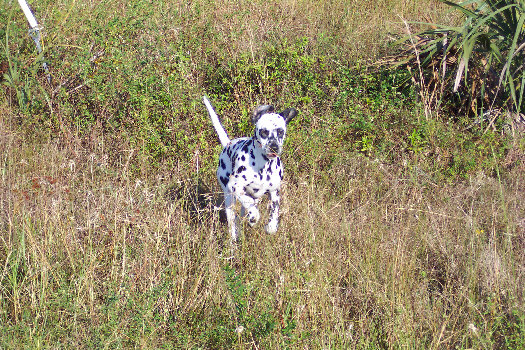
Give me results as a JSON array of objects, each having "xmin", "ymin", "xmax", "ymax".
[{"xmin": 17, "ymin": 0, "xmax": 51, "ymax": 83}]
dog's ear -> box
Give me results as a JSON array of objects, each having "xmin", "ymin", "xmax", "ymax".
[
  {"xmin": 279, "ymin": 108, "xmax": 298, "ymax": 124},
  {"xmin": 252, "ymin": 105, "xmax": 275, "ymax": 124}
]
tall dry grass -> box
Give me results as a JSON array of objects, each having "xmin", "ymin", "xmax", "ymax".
[
  {"xmin": 166, "ymin": 0, "xmax": 451, "ymax": 61},
  {"xmin": 1, "ymin": 105, "xmax": 523, "ymax": 347}
]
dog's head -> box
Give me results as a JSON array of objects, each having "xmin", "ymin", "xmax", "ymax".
[{"xmin": 252, "ymin": 105, "xmax": 298, "ymax": 159}]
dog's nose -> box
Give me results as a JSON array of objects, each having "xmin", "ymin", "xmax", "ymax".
[{"xmin": 269, "ymin": 140, "xmax": 279, "ymax": 152}]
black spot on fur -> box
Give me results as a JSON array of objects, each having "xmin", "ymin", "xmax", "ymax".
[
  {"xmin": 251, "ymin": 162, "xmax": 255, "ymax": 166},
  {"xmin": 262, "ymin": 154, "xmax": 269, "ymax": 161},
  {"xmin": 250, "ymin": 149, "xmax": 255, "ymax": 159},
  {"xmin": 237, "ymin": 165, "xmax": 246, "ymax": 173},
  {"xmin": 220, "ymin": 176, "xmax": 228, "ymax": 187},
  {"xmin": 277, "ymin": 158, "xmax": 281, "ymax": 167},
  {"xmin": 242, "ymin": 142, "xmax": 249, "ymax": 153},
  {"xmin": 241, "ymin": 155, "xmax": 246, "ymax": 162},
  {"xmin": 279, "ymin": 169, "xmax": 283, "ymax": 179},
  {"xmin": 266, "ymin": 174, "xmax": 270, "ymax": 181},
  {"xmin": 242, "ymin": 175, "xmax": 247, "ymax": 181},
  {"xmin": 220, "ymin": 159, "xmax": 226, "ymax": 169}
]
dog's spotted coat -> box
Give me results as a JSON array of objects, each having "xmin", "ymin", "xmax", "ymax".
[{"xmin": 203, "ymin": 97, "xmax": 297, "ymax": 243}]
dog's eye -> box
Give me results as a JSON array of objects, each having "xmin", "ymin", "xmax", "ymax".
[
  {"xmin": 259, "ymin": 129, "xmax": 269, "ymax": 139},
  {"xmin": 277, "ymin": 128, "xmax": 284, "ymax": 138}
]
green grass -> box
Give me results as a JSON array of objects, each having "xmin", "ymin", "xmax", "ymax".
[{"xmin": 1, "ymin": 0, "xmax": 524, "ymax": 348}]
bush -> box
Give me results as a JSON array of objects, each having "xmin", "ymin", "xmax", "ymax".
[{"xmin": 400, "ymin": 0, "xmax": 525, "ymax": 128}]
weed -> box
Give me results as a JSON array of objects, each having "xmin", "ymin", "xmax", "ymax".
[{"xmin": 223, "ymin": 264, "xmax": 276, "ymax": 347}]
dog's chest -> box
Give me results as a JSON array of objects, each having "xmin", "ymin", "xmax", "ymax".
[
  {"xmin": 218, "ymin": 138, "xmax": 283, "ymax": 198},
  {"xmin": 242, "ymin": 159, "xmax": 282, "ymax": 197}
]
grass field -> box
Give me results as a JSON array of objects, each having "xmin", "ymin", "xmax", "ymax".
[{"xmin": 1, "ymin": 0, "xmax": 524, "ymax": 348}]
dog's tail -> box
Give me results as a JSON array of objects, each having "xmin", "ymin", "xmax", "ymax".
[{"xmin": 203, "ymin": 96, "xmax": 230, "ymax": 147}]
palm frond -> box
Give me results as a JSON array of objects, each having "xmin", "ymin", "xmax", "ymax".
[{"xmin": 395, "ymin": 0, "xmax": 525, "ymax": 121}]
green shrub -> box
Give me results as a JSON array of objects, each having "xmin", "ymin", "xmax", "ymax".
[{"xmin": 401, "ymin": 0, "xmax": 525, "ymax": 122}]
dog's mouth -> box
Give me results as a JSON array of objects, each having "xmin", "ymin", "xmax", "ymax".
[
  {"xmin": 266, "ymin": 147, "xmax": 280, "ymax": 158},
  {"xmin": 263, "ymin": 140, "xmax": 281, "ymax": 159}
]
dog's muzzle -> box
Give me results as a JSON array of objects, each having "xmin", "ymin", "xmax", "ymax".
[{"xmin": 267, "ymin": 140, "xmax": 281, "ymax": 158}]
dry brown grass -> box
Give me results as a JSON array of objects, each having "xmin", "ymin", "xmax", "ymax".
[
  {"xmin": 1, "ymin": 104, "xmax": 523, "ymax": 347},
  {"xmin": 176, "ymin": 0, "xmax": 451, "ymax": 59}
]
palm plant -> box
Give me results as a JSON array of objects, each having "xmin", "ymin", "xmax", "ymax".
[{"xmin": 402, "ymin": 0, "xmax": 525, "ymax": 126}]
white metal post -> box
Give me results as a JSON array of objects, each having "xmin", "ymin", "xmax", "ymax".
[{"xmin": 17, "ymin": 0, "xmax": 51, "ymax": 82}]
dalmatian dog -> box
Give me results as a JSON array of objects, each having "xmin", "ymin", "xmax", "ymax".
[{"xmin": 203, "ymin": 96, "xmax": 297, "ymax": 243}]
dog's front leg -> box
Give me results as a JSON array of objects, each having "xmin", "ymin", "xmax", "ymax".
[
  {"xmin": 224, "ymin": 191, "xmax": 239, "ymax": 243},
  {"xmin": 266, "ymin": 189, "xmax": 280, "ymax": 234},
  {"xmin": 234, "ymin": 193, "xmax": 260, "ymax": 227}
]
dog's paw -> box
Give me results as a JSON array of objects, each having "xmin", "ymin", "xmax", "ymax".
[
  {"xmin": 265, "ymin": 220, "xmax": 278, "ymax": 234},
  {"xmin": 247, "ymin": 207, "xmax": 260, "ymax": 226}
]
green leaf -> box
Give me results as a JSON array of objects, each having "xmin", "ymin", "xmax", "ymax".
[
  {"xmin": 439, "ymin": 0, "xmax": 478, "ymax": 18},
  {"xmin": 506, "ymin": 11, "xmax": 525, "ymax": 63},
  {"xmin": 518, "ymin": 73, "xmax": 525, "ymax": 111}
]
